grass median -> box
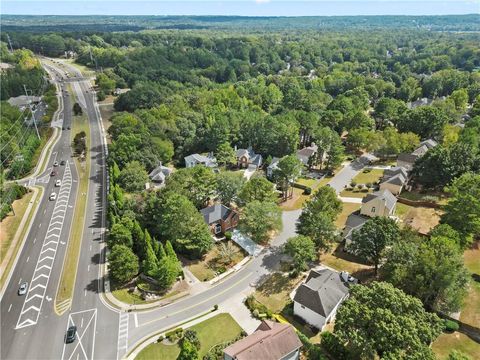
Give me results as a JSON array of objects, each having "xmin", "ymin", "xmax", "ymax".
[{"xmin": 55, "ymin": 92, "xmax": 91, "ymax": 311}]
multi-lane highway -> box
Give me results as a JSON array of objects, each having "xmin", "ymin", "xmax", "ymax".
[{"xmin": 1, "ymin": 59, "xmax": 119, "ymax": 360}]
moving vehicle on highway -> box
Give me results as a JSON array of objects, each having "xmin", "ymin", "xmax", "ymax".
[
  {"xmin": 53, "ymin": 161, "xmax": 59, "ymax": 167},
  {"xmin": 60, "ymin": 160, "xmax": 66, "ymax": 166},
  {"xmin": 49, "ymin": 193, "xmax": 57, "ymax": 201},
  {"xmin": 55, "ymin": 180, "xmax": 62, "ymax": 187},
  {"xmin": 18, "ymin": 282, "xmax": 28, "ymax": 296},
  {"xmin": 65, "ymin": 326, "xmax": 77, "ymax": 344},
  {"xmin": 50, "ymin": 170, "xmax": 57, "ymax": 176}
]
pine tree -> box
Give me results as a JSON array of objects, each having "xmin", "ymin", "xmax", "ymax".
[
  {"xmin": 165, "ymin": 240, "xmax": 176, "ymax": 259},
  {"xmin": 156, "ymin": 242, "xmax": 166, "ymax": 260},
  {"xmin": 142, "ymin": 230, "xmax": 158, "ymax": 277},
  {"xmin": 131, "ymin": 221, "xmax": 146, "ymax": 261}
]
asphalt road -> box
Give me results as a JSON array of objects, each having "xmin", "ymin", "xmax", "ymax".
[{"xmin": 1, "ymin": 59, "xmax": 119, "ymax": 360}]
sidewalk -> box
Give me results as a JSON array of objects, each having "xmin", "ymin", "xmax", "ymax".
[{"xmin": 338, "ymin": 196, "xmax": 363, "ymax": 204}]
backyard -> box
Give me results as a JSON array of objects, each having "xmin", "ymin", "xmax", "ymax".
[
  {"xmin": 186, "ymin": 241, "xmax": 246, "ymax": 282},
  {"xmin": 136, "ymin": 313, "xmax": 243, "ymax": 360},
  {"xmin": 396, "ymin": 203, "xmax": 442, "ymax": 235}
]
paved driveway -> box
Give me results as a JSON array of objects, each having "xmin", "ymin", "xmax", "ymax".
[{"xmin": 327, "ymin": 155, "xmax": 372, "ymax": 193}]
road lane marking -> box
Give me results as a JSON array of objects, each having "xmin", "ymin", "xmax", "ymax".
[
  {"xmin": 87, "ymin": 265, "xmax": 90, "ymax": 272},
  {"xmin": 16, "ymin": 161, "xmax": 73, "ymax": 329},
  {"xmin": 8, "ymin": 304, "xmax": 12, "ymax": 312},
  {"xmin": 139, "ymin": 271, "xmax": 253, "ymax": 328},
  {"xmin": 26, "ymin": 256, "xmax": 30, "ymax": 263}
]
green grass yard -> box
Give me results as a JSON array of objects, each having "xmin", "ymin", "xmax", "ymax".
[
  {"xmin": 432, "ymin": 332, "xmax": 480, "ymax": 359},
  {"xmin": 351, "ymin": 168, "xmax": 384, "ymax": 185},
  {"xmin": 135, "ymin": 313, "xmax": 243, "ymax": 360}
]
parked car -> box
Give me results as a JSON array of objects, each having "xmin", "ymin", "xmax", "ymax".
[
  {"xmin": 49, "ymin": 193, "xmax": 57, "ymax": 201},
  {"xmin": 65, "ymin": 326, "xmax": 77, "ymax": 343},
  {"xmin": 55, "ymin": 180, "xmax": 62, "ymax": 187},
  {"xmin": 60, "ymin": 160, "xmax": 66, "ymax": 166},
  {"xmin": 50, "ymin": 171, "xmax": 57, "ymax": 176},
  {"xmin": 18, "ymin": 282, "xmax": 28, "ymax": 296},
  {"xmin": 53, "ymin": 161, "xmax": 59, "ymax": 167}
]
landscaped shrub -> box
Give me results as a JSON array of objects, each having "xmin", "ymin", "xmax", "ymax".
[
  {"xmin": 444, "ymin": 319, "xmax": 460, "ymax": 332},
  {"xmin": 203, "ymin": 334, "xmax": 245, "ymax": 360},
  {"xmin": 224, "ymin": 231, "xmax": 233, "ymax": 240},
  {"xmin": 423, "ymin": 195, "xmax": 439, "ymax": 203},
  {"xmin": 366, "ymin": 182, "xmax": 373, "ymax": 189},
  {"xmin": 157, "ymin": 335, "xmax": 164, "ymax": 343},
  {"xmin": 183, "ymin": 329, "xmax": 200, "ymax": 350},
  {"xmin": 244, "ymin": 295, "xmax": 272, "ymax": 319},
  {"xmin": 165, "ymin": 328, "xmax": 183, "ymax": 342},
  {"xmin": 350, "ymin": 181, "xmax": 357, "ymax": 187},
  {"xmin": 303, "ymin": 187, "xmax": 312, "ymax": 195}
]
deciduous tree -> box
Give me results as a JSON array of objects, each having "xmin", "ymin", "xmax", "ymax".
[
  {"xmin": 239, "ymin": 201, "xmax": 282, "ymax": 244},
  {"xmin": 108, "ymin": 245, "xmax": 139, "ymax": 284}
]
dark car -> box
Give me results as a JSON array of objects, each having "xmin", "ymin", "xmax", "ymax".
[
  {"xmin": 50, "ymin": 171, "xmax": 57, "ymax": 176},
  {"xmin": 67, "ymin": 126, "xmax": 71, "ymax": 130},
  {"xmin": 65, "ymin": 326, "xmax": 77, "ymax": 343},
  {"xmin": 60, "ymin": 160, "xmax": 66, "ymax": 166}
]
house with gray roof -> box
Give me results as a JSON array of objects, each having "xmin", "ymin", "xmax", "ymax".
[
  {"xmin": 296, "ymin": 143, "xmax": 318, "ymax": 166},
  {"xmin": 147, "ymin": 162, "xmax": 172, "ymax": 188},
  {"xmin": 200, "ymin": 204, "xmax": 239, "ymax": 236},
  {"xmin": 184, "ymin": 153, "xmax": 217, "ymax": 168},
  {"xmin": 342, "ymin": 212, "xmax": 369, "ymax": 246},
  {"xmin": 266, "ymin": 157, "xmax": 280, "ymax": 178},
  {"xmin": 293, "ymin": 268, "xmax": 356, "ymax": 331},
  {"xmin": 235, "ymin": 146, "xmax": 263, "ymax": 169},
  {"xmin": 360, "ymin": 189, "xmax": 397, "ymax": 218},
  {"xmin": 397, "ymin": 139, "xmax": 438, "ymax": 170}
]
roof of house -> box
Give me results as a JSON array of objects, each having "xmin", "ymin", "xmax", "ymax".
[
  {"xmin": 362, "ymin": 189, "xmax": 397, "ymax": 210},
  {"xmin": 267, "ymin": 157, "xmax": 280, "ymax": 170},
  {"xmin": 7, "ymin": 95, "xmax": 41, "ymax": 107},
  {"xmin": 223, "ymin": 320, "xmax": 302, "ymax": 360},
  {"xmin": 397, "ymin": 153, "xmax": 418, "ymax": 164},
  {"xmin": 383, "ymin": 166, "xmax": 408, "ymax": 179},
  {"xmin": 293, "ymin": 269, "xmax": 349, "ymax": 317},
  {"xmin": 382, "ymin": 173, "xmax": 407, "ymax": 186},
  {"xmin": 343, "ymin": 213, "xmax": 369, "ymax": 240},
  {"xmin": 297, "ymin": 144, "xmax": 318, "ymax": 159},
  {"xmin": 412, "ymin": 144, "xmax": 429, "ymax": 157},
  {"xmin": 200, "ymin": 204, "xmax": 233, "ymax": 224},
  {"xmin": 184, "ymin": 153, "xmax": 217, "ymax": 167},
  {"xmin": 419, "ymin": 139, "xmax": 438, "ymax": 149},
  {"xmin": 148, "ymin": 164, "xmax": 172, "ymax": 182}
]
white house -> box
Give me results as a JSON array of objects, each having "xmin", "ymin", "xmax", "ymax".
[
  {"xmin": 184, "ymin": 153, "xmax": 217, "ymax": 168},
  {"xmin": 267, "ymin": 157, "xmax": 280, "ymax": 178},
  {"xmin": 147, "ymin": 162, "xmax": 172, "ymax": 188},
  {"xmin": 293, "ymin": 268, "xmax": 355, "ymax": 331}
]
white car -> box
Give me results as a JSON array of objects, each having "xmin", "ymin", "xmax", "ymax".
[
  {"xmin": 53, "ymin": 161, "xmax": 59, "ymax": 167},
  {"xmin": 49, "ymin": 193, "xmax": 57, "ymax": 201},
  {"xmin": 18, "ymin": 282, "xmax": 28, "ymax": 296},
  {"xmin": 55, "ymin": 180, "xmax": 62, "ymax": 187}
]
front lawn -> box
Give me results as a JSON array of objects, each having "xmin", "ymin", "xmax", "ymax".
[
  {"xmin": 280, "ymin": 177, "xmax": 325, "ymax": 211},
  {"xmin": 186, "ymin": 241, "xmax": 246, "ymax": 282},
  {"xmin": 352, "ymin": 168, "xmax": 384, "ymax": 185},
  {"xmin": 254, "ymin": 272, "xmax": 305, "ymax": 313},
  {"xmin": 339, "ymin": 188, "xmax": 373, "ymax": 198},
  {"xmin": 135, "ymin": 313, "xmax": 243, "ymax": 360},
  {"xmin": 432, "ymin": 332, "xmax": 480, "ymax": 359}
]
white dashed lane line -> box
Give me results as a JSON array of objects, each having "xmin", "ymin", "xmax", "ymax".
[{"xmin": 16, "ymin": 161, "xmax": 73, "ymax": 330}]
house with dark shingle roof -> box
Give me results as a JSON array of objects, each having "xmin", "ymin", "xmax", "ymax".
[
  {"xmin": 293, "ymin": 268, "xmax": 355, "ymax": 331},
  {"xmin": 223, "ymin": 320, "xmax": 302, "ymax": 360},
  {"xmin": 397, "ymin": 139, "xmax": 438, "ymax": 170},
  {"xmin": 200, "ymin": 204, "xmax": 239, "ymax": 236}
]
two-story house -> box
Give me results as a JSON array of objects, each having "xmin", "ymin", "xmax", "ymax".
[{"xmin": 200, "ymin": 204, "xmax": 239, "ymax": 236}]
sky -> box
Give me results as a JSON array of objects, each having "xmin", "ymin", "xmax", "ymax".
[{"xmin": 1, "ymin": 0, "xmax": 479, "ymax": 16}]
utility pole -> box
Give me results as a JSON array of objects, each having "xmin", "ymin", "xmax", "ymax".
[
  {"xmin": 6, "ymin": 34, "xmax": 14, "ymax": 52},
  {"xmin": 23, "ymin": 84, "xmax": 40, "ymax": 139}
]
